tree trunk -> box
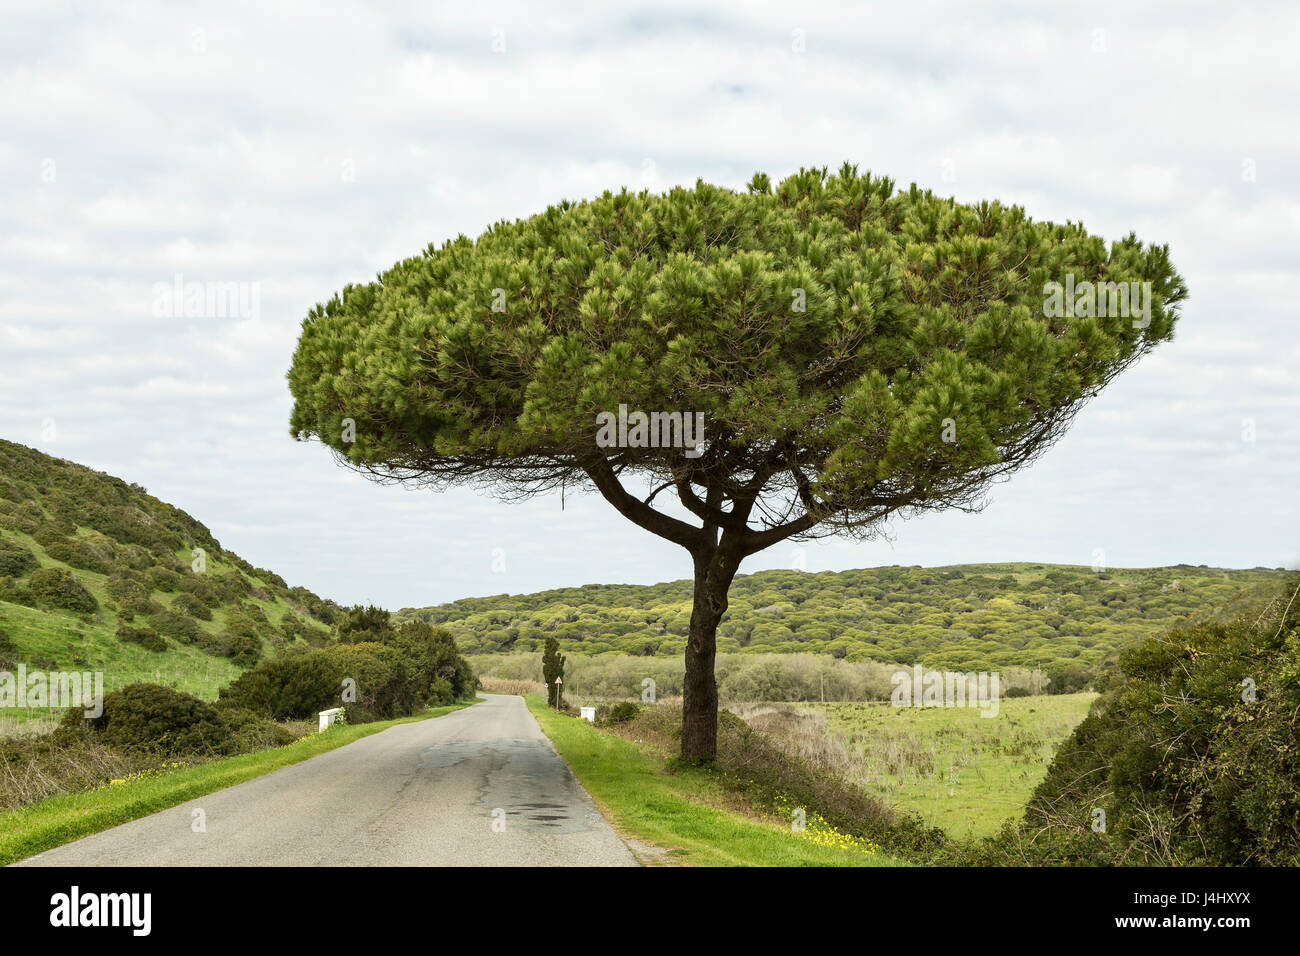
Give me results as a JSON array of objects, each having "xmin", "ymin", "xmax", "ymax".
[{"xmin": 681, "ymin": 546, "xmax": 739, "ymax": 762}]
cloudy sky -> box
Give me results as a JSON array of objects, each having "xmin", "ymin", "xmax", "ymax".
[{"xmin": 2, "ymin": 1, "xmax": 1297, "ymax": 609}]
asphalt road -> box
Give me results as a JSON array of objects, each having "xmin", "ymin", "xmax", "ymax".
[{"xmin": 16, "ymin": 694, "xmax": 639, "ymax": 867}]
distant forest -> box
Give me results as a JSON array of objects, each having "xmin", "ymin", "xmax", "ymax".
[{"xmin": 400, "ymin": 562, "xmax": 1286, "ymax": 687}]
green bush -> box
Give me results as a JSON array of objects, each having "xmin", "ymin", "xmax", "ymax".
[
  {"xmin": 326, "ymin": 642, "xmax": 407, "ymax": 722},
  {"xmin": 218, "ymin": 649, "xmax": 342, "ymax": 720},
  {"xmin": 215, "ymin": 629, "xmax": 262, "ymax": 668},
  {"xmin": 0, "ymin": 513, "xmax": 38, "ymax": 535},
  {"xmin": 0, "ymin": 538, "xmax": 38, "ymax": 577},
  {"xmin": 44, "ymin": 535, "xmax": 117, "ymax": 574},
  {"xmin": 27, "ymin": 567, "xmax": 97, "ymax": 614},
  {"xmin": 115, "ymin": 624, "xmax": 168, "ymax": 653},
  {"xmin": 146, "ymin": 566, "xmax": 183, "ymax": 592},
  {"xmin": 62, "ymin": 683, "xmax": 228, "ymax": 756},
  {"xmin": 212, "ymin": 701, "xmax": 296, "ymax": 751},
  {"xmin": 178, "ymin": 575, "xmax": 222, "ymax": 609},
  {"xmin": 602, "ymin": 701, "xmax": 641, "ymax": 724},
  {"xmin": 105, "ymin": 572, "xmax": 158, "ymax": 614},
  {"xmin": 1009, "ymin": 579, "xmax": 1300, "ymax": 866},
  {"xmin": 219, "ymin": 625, "xmax": 475, "ymax": 722},
  {"xmin": 150, "ymin": 609, "xmax": 201, "ymax": 644},
  {"xmin": 337, "ymin": 604, "xmax": 395, "ymax": 643},
  {"xmin": 171, "ymin": 591, "xmax": 212, "ymax": 620},
  {"xmin": 0, "ymin": 578, "xmax": 37, "ymax": 608},
  {"xmin": 32, "ymin": 521, "xmax": 73, "ymax": 548},
  {"xmin": 389, "ymin": 620, "xmax": 477, "ymax": 703}
]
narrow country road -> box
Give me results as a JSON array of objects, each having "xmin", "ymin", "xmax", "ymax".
[{"xmin": 16, "ymin": 694, "xmax": 639, "ymax": 867}]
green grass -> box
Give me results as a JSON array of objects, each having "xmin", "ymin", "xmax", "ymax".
[
  {"xmin": 0, "ymin": 515, "xmax": 336, "ymax": 728},
  {"xmin": 805, "ymin": 693, "xmax": 1095, "ymax": 838},
  {"xmin": 0, "ymin": 700, "xmax": 477, "ymax": 865},
  {"xmin": 0, "ymin": 599, "xmax": 244, "ymax": 730},
  {"xmin": 523, "ymin": 694, "xmax": 904, "ymax": 867}
]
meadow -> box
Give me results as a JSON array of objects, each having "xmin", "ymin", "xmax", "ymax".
[{"xmin": 740, "ymin": 693, "xmax": 1096, "ymax": 838}]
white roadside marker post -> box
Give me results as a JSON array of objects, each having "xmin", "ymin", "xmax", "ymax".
[{"xmin": 554, "ymin": 675, "xmax": 562, "ymax": 710}]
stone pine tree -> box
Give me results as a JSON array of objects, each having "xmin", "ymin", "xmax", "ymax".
[
  {"xmin": 287, "ymin": 164, "xmax": 1185, "ymax": 761},
  {"xmin": 541, "ymin": 636, "xmax": 566, "ymax": 708}
]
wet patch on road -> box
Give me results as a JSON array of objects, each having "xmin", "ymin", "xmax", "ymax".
[{"xmin": 473, "ymin": 738, "xmax": 594, "ymax": 833}]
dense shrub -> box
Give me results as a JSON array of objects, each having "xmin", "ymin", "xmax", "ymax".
[
  {"xmin": 171, "ymin": 591, "xmax": 212, "ymax": 620},
  {"xmin": 211, "ymin": 572, "xmax": 252, "ymax": 602},
  {"xmin": 0, "ymin": 513, "xmax": 38, "ymax": 535},
  {"xmin": 32, "ymin": 521, "xmax": 73, "ymax": 548},
  {"xmin": 120, "ymin": 545, "xmax": 157, "ymax": 571},
  {"xmin": 279, "ymin": 614, "xmax": 329, "ymax": 647},
  {"xmin": 389, "ymin": 620, "xmax": 477, "ymax": 703},
  {"xmin": 0, "ymin": 578, "xmax": 37, "ymax": 608},
  {"xmin": 213, "ymin": 629, "xmax": 262, "ymax": 668},
  {"xmin": 146, "ymin": 566, "xmax": 183, "ymax": 592},
  {"xmin": 44, "ymin": 535, "xmax": 117, "ymax": 574},
  {"xmin": 105, "ymin": 572, "xmax": 158, "ymax": 614},
  {"xmin": 218, "ymin": 648, "xmax": 341, "ymax": 720},
  {"xmin": 1006, "ymin": 579, "xmax": 1300, "ymax": 866},
  {"xmin": 27, "ymin": 567, "xmax": 97, "ymax": 614},
  {"xmin": 219, "ymin": 624, "xmax": 475, "ymax": 722},
  {"xmin": 115, "ymin": 624, "xmax": 168, "ymax": 653},
  {"xmin": 601, "ymin": 701, "xmax": 641, "ymax": 724},
  {"xmin": 0, "ymin": 538, "xmax": 38, "ymax": 577},
  {"xmin": 290, "ymin": 587, "xmax": 339, "ymax": 625},
  {"xmin": 471, "ymin": 651, "xmax": 1046, "ymax": 704},
  {"xmin": 211, "ymin": 701, "xmax": 295, "ymax": 751},
  {"xmin": 178, "ymin": 574, "xmax": 223, "ymax": 609},
  {"xmin": 411, "ymin": 564, "xmax": 1288, "ymax": 677},
  {"xmin": 62, "ymin": 683, "xmax": 228, "ymax": 756},
  {"xmin": 212, "ymin": 609, "xmax": 267, "ymax": 666},
  {"xmin": 150, "ymin": 609, "xmax": 201, "ymax": 644},
  {"xmin": 337, "ymin": 604, "xmax": 395, "ymax": 643},
  {"xmin": 326, "ymin": 642, "xmax": 408, "ymax": 722}
]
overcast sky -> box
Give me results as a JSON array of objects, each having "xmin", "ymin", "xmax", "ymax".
[{"xmin": 2, "ymin": 1, "xmax": 1297, "ymax": 609}]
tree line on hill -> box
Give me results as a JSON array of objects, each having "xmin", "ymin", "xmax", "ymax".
[{"xmin": 402, "ymin": 562, "xmax": 1286, "ymax": 689}]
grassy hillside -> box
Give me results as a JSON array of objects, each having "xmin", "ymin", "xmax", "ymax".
[
  {"xmin": 400, "ymin": 563, "xmax": 1287, "ymax": 684},
  {"xmin": 0, "ymin": 439, "xmax": 341, "ymax": 726}
]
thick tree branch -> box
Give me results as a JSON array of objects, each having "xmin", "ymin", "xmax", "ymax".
[{"xmin": 581, "ymin": 455, "xmax": 702, "ymax": 551}]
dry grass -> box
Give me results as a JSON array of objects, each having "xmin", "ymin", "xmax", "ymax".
[
  {"xmin": 0, "ymin": 728, "xmax": 157, "ymax": 811},
  {"xmin": 727, "ymin": 703, "xmax": 861, "ymax": 777},
  {"xmin": 477, "ymin": 676, "xmax": 544, "ymax": 696},
  {"xmin": 0, "ymin": 717, "xmax": 319, "ymax": 813}
]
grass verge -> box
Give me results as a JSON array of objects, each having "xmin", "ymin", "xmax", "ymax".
[
  {"xmin": 0, "ymin": 700, "xmax": 477, "ymax": 865},
  {"xmin": 524, "ymin": 694, "xmax": 905, "ymax": 867}
]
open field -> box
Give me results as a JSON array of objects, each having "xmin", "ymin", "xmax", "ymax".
[{"xmin": 756, "ymin": 693, "xmax": 1096, "ymax": 838}]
